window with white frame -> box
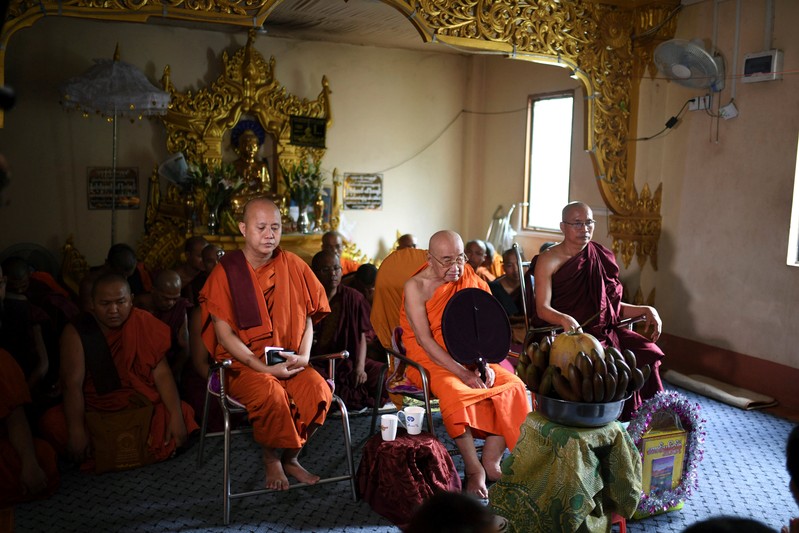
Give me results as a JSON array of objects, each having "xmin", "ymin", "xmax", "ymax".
[
  {"xmin": 524, "ymin": 91, "xmax": 575, "ymax": 231},
  {"xmin": 786, "ymin": 132, "xmax": 799, "ymax": 266}
]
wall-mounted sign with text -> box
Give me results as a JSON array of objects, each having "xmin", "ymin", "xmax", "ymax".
[
  {"xmin": 87, "ymin": 167, "xmax": 140, "ymax": 210},
  {"xmin": 343, "ymin": 173, "xmax": 383, "ymax": 210}
]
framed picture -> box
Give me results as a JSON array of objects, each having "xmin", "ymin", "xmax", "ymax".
[
  {"xmin": 343, "ymin": 173, "xmax": 383, "ymax": 210},
  {"xmin": 87, "ymin": 167, "xmax": 140, "ymax": 210},
  {"xmin": 289, "ymin": 115, "xmax": 327, "ymax": 148}
]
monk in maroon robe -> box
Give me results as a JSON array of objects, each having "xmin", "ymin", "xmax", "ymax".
[
  {"xmin": 134, "ymin": 269, "xmax": 192, "ymax": 379},
  {"xmin": 310, "ymin": 251, "xmax": 388, "ymax": 411},
  {"xmin": 532, "ymin": 201, "xmax": 664, "ymax": 420}
]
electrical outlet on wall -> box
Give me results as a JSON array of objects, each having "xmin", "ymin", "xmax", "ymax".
[{"xmin": 688, "ymin": 94, "xmax": 712, "ymax": 111}]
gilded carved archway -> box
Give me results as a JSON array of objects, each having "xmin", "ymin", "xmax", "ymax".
[{"xmin": 1, "ymin": 0, "xmax": 680, "ymax": 269}]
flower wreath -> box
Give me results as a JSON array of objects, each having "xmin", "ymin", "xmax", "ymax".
[{"xmin": 626, "ymin": 390, "xmax": 707, "ymax": 516}]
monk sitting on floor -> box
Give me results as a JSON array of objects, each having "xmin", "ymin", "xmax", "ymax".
[
  {"xmin": 40, "ymin": 273, "xmax": 198, "ymax": 468},
  {"xmin": 200, "ymin": 198, "xmax": 332, "ymax": 491},
  {"xmin": 396, "ymin": 233, "xmax": 417, "ymax": 250},
  {"xmin": 78, "ymin": 243, "xmax": 153, "ymax": 313},
  {"xmin": 174, "ymin": 236, "xmax": 208, "ymax": 306},
  {"xmin": 531, "ymin": 201, "xmax": 664, "ymax": 419},
  {"xmin": 134, "ymin": 269, "xmax": 192, "ymax": 381},
  {"xmin": 310, "ymin": 250, "xmax": 388, "ymax": 412},
  {"xmin": 0, "ymin": 347, "xmax": 59, "ymax": 508},
  {"xmin": 322, "ymin": 230, "xmax": 360, "ymax": 276},
  {"xmin": 370, "ymin": 246, "xmax": 428, "ymax": 351},
  {"xmin": 400, "ymin": 230, "xmax": 530, "ymax": 499},
  {"xmin": 465, "ymin": 240, "xmax": 496, "ymax": 283}
]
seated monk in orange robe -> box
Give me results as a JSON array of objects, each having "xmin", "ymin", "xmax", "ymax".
[
  {"xmin": 369, "ymin": 247, "xmax": 428, "ymax": 408},
  {"xmin": 370, "ymin": 247, "xmax": 428, "ymax": 351},
  {"xmin": 39, "ymin": 274, "xmax": 197, "ymax": 469},
  {"xmin": 400, "ymin": 230, "xmax": 530, "ymax": 499},
  {"xmin": 0, "ymin": 348, "xmax": 59, "ymax": 507},
  {"xmin": 200, "ymin": 198, "xmax": 332, "ymax": 491}
]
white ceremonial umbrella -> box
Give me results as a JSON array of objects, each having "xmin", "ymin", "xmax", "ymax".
[{"xmin": 61, "ymin": 44, "xmax": 170, "ymax": 245}]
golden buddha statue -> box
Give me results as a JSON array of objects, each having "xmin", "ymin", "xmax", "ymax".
[
  {"xmin": 229, "ymin": 129, "xmax": 272, "ymax": 215},
  {"xmin": 218, "ymin": 122, "xmax": 277, "ymax": 234}
]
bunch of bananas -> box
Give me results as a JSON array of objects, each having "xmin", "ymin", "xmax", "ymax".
[{"xmin": 516, "ymin": 336, "xmax": 651, "ymax": 403}]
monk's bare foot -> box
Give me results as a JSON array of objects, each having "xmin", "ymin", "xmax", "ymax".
[
  {"xmin": 264, "ymin": 459, "xmax": 290, "ymax": 491},
  {"xmin": 482, "ymin": 457, "xmax": 502, "ymax": 483},
  {"xmin": 282, "ymin": 458, "xmax": 320, "ymax": 485},
  {"xmin": 464, "ymin": 468, "xmax": 488, "ymax": 499}
]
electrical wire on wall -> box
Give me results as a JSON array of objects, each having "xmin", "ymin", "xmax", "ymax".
[
  {"xmin": 372, "ymin": 106, "xmax": 527, "ymax": 174},
  {"xmin": 627, "ymin": 98, "xmax": 693, "ymax": 142}
]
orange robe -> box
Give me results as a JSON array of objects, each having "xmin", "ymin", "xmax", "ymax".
[
  {"xmin": 340, "ymin": 256, "xmax": 361, "ymax": 276},
  {"xmin": 489, "ymin": 252, "xmax": 504, "ymax": 279},
  {"xmin": 370, "ymin": 248, "xmax": 428, "ymax": 350},
  {"xmin": 473, "ymin": 265, "xmax": 496, "ymax": 283},
  {"xmin": 399, "ymin": 265, "xmax": 530, "ymax": 449},
  {"xmin": 200, "ymin": 248, "xmax": 332, "ymax": 449},
  {"xmin": 0, "ymin": 349, "xmax": 59, "ymax": 505},
  {"xmin": 40, "ymin": 309, "xmax": 199, "ymax": 464}
]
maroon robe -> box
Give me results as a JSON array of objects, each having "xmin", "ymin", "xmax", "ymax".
[
  {"xmin": 152, "ymin": 297, "xmax": 192, "ymax": 367},
  {"xmin": 311, "ymin": 285, "xmax": 388, "ymax": 410},
  {"xmin": 529, "ymin": 241, "xmax": 664, "ymax": 419}
]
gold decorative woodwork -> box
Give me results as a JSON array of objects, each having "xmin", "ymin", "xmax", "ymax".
[
  {"xmin": 1, "ymin": 0, "xmax": 680, "ymax": 274},
  {"xmin": 138, "ymin": 30, "xmax": 335, "ymax": 271}
]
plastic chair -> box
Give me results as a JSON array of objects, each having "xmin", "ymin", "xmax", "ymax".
[{"xmin": 196, "ymin": 351, "xmax": 357, "ymax": 525}]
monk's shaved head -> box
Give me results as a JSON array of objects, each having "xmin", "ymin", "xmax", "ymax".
[
  {"xmin": 321, "ymin": 231, "xmax": 344, "ymax": 255},
  {"xmin": 311, "ymin": 250, "xmax": 339, "ymax": 272},
  {"xmin": 243, "ymin": 197, "xmax": 280, "ymax": 223},
  {"xmin": 562, "ymin": 201, "xmax": 591, "ymax": 221},
  {"xmin": 91, "ymin": 273, "xmax": 130, "ymax": 299},
  {"xmin": 397, "ymin": 233, "xmax": 417, "ymax": 250},
  {"xmin": 184, "ymin": 236, "xmax": 208, "ymax": 254},
  {"xmin": 154, "ymin": 269, "xmax": 182, "ymax": 292},
  {"xmin": 429, "ymin": 231, "xmax": 463, "ymax": 256}
]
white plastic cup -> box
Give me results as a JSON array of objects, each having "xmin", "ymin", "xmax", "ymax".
[
  {"xmin": 398, "ymin": 406, "xmax": 425, "ymax": 435},
  {"xmin": 380, "ymin": 414, "xmax": 399, "ymax": 441}
]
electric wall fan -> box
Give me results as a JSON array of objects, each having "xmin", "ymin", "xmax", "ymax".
[{"xmin": 654, "ymin": 39, "xmax": 725, "ymax": 92}]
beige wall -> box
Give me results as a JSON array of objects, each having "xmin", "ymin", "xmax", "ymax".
[
  {"xmin": 0, "ymin": 17, "xmax": 470, "ymax": 264},
  {"xmin": 1, "ymin": 1, "xmax": 798, "ymax": 376},
  {"xmin": 638, "ymin": 0, "xmax": 799, "ymax": 370}
]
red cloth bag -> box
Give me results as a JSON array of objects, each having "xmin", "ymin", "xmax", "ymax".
[{"xmin": 357, "ymin": 429, "xmax": 462, "ymax": 530}]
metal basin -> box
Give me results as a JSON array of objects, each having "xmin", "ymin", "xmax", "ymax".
[{"xmin": 534, "ymin": 394, "xmax": 628, "ymax": 428}]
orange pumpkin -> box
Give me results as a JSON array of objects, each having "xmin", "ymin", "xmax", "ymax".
[{"xmin": 549, "ymin": 331, "xmax": 605, "ymax": 373}]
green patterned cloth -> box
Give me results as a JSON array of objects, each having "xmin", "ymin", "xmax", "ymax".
[{"xmin": 489, "ymin": 411, "xmax": 642, "ymax": 533}]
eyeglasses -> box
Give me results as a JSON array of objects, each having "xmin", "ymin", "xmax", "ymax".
[
  {"xmin": 430, "ymin": 253, "xmax": 467, "ymax": 268},
  {"xmin": 318, "ymin": 265, "xmax": 342, "ymax": 274},
  {"xmin": 562, "ymin": 219, "xmax": 596, "ymax": 229}
]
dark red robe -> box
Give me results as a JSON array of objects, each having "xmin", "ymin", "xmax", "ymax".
[
  {"xmin": 311, "ymin": 285, "xmax": 388, "ymax": 410},
  {"xmin": 529, "ymin": 241, "xmax": 664, "ymax": 419},
  {"xmin": 152, "ymin": 297, "xmax": 192, "ymax": 367}
]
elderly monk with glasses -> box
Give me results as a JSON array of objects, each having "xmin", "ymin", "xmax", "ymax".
[
  {"xmin": 400, "ymin": 230, "xmax": 530, "ymax": 499},
  {"xmin": 531, "ymin": 201, "xmax": 664, "ymax": 420}
]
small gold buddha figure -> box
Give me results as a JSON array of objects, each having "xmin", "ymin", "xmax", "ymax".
[{"xmin": 227, "ymin": 123, "xmax": 274, "ymax": 227}]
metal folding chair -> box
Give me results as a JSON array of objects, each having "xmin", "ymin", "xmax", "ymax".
[
  {"xmin": 369, "ymin": 326, "xmax": 435, "ymax": 435},
  {"xmin": 196, "ymin": 351, "xmax": 357, "ymax": 525}
]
